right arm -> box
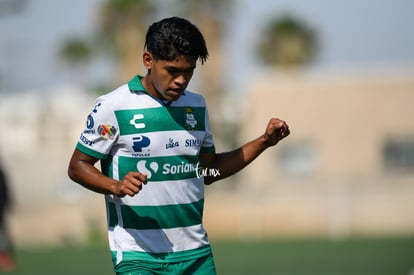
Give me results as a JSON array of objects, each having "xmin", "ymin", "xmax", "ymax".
[{"xmin": 68, "ymin": 149, "xmax": 147, "ymax": 197}]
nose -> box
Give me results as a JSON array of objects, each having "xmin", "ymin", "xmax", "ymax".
[{"xmin": 174, "ymin": 74, "xmax": 187, "ymax": 87}]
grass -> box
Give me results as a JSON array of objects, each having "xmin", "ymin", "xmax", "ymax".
[
  {"xmin": 212, "ymin": 236, "xmax": 414, "ymax": 275},
  {"xmin": 5, "ymin": 236, "xmax": 414, "ymax": 275},
  {"xmin": 7, "ymin": 246, "xmax": 114, "ymax": 275}
]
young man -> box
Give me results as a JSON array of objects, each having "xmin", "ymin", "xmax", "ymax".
[{"xmin": 68, "ymin": 17, "xmax": 289, "ymax": 275}]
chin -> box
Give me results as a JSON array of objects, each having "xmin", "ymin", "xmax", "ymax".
[{"xmin": 165, "ymin": 92, "xmax": 182, "ymax": 101}]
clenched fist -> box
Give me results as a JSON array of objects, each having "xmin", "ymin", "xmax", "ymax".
[
  {"xmin": 114, "ymin": 172, "xmax": 148, "ymax": 197},
  {"xmin": 263, "ymin": 118, "xmax": 290, "ymax": 147}
]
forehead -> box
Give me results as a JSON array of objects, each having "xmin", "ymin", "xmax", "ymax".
[{"xmin": 157, "ymin": 54, "xmax": 197, "ymax": 68}]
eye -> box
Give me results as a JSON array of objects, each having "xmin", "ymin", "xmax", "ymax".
[
  {"xmin": 184, "ymin": 68, "xmax": 194, "ymax": 75},
  {"xmin": 166, "ymin": 67, "xmax": 179, "ymax": 74}
]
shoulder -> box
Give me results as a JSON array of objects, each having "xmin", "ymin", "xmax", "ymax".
[
  {"xmin": 95, "ymin": 84, "xmax": 147, "ymax": 111},
  {"xmin": 97, "ymin": 84, "xmax": 130, "ymax": 103},
  {"xmin": 179, "ymin": 90, "xmax": 207, "ymax": 107}
]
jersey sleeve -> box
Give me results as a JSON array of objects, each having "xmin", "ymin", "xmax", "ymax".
[
  {"xmin": 200, "ymin": 103, "xmax": 216, "ymax": 154},
  {"xmin": 76, "ymin": 97, "xmax": 120, "ymax": 159}
]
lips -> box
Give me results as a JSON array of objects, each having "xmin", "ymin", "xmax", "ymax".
[
  {"xmin": 172, "ymin": 87, "xmax": 184, "ymax": 92},
  {"xmin": 169, "ymin": 88, "xmax": 184, "ymax": 96}
]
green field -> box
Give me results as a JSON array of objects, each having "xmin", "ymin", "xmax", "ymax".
[{"xmin": 6, "ymin": 236, "xmax": 414, "ymax": 275}]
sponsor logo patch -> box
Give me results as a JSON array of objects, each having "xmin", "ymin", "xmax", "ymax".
[
  {"xmin": 166, "ymin": 138, "xmax": 179, "ymax": 149},
  {"xmin": 185, "ymin": 139, "xmax": 202, "ymax": 147},
  {"xmin": 132, "ymin": 135, "xmax": 151, "ymax": 152},
  {"xmin": 80, "ymin": 133, "xmax": 94, "ymax": 146}
]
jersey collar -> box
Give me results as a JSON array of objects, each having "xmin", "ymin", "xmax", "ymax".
[
  {"xmin": 127, "ymin": 75, "xmax": 174, "ymax": 106},
  {"xmin": 128, "ymin": 75, "xmax": 147, "ymax": 93},
  {"xmin": 127, "ymin": 75, "xmax": 185, "ymax": 107}
]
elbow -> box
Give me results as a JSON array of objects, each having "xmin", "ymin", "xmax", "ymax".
[
  {"xmin": 203, "ymin": 176, "xmax": 217, "ymax": 185},
  {"xmin": 67, "ymin": 165, "xmax": 76, "ymax": 182},
  {"xmin": 67, "ymin": 161, "xmax": 80, "ymax": 183}
]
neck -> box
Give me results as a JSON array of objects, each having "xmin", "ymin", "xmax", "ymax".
[{"xmin": 141, "ymin": 75, "xmax": 162, "ymax": 99}]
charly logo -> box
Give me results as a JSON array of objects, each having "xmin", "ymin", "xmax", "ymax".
[
  {"xmin": 130, "ymin": 113, "xmax": 145, "ymax": 129},
  {"xmin": 98, "ymin": 124, "xmax": 117, "ymax": 140},
  {"xmin": 137, "ymin": 160, "xmax": 159, "ymax": 179},
  {"xmin": 184, "ymin": 107, "xmax": 197, "ymax": 129}
]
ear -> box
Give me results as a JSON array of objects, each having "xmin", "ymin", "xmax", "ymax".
[{"xmin": 143, "ymin": 51, "xmax": 153, "ymax": 70}]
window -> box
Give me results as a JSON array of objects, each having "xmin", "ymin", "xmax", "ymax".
[
  {"xmin": 278, "ymin": 142, "xmax": 317, "ymax": 176},
  {"xmin": 383, "ymin": 139, "xmax": 414, "ymax": 172}
]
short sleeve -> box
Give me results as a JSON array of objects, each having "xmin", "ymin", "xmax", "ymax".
[
  {"xmin": 76, "ymin": 97, "xmax": 120, "ymax": 159},
  {"xmin": 200, "ymin": 104, "xmax": 216, "ymax": 154}
]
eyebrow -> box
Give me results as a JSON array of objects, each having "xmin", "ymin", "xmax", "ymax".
[{"xmin": 165, "ymin": 65, "xmax": 196, "ymax": 72}]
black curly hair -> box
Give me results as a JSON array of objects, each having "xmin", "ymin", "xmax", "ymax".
[{"xmin": 144, "ymin": 17, "xmax": 209, "ymax": 64}]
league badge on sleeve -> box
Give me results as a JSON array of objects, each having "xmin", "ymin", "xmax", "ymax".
[{"xmin": 98, "ymin": 124, "xmax": 117, "ymax": 140}]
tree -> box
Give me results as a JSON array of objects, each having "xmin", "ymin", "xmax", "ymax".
[
  {"xmin": 175, "ymin": 0, "xmax": 239, "ymax": 170},
  {"xmin": 58, "ymin": 37, "xmax": 92, "ymax": 86},
  {"xmin": 257, "ymin": 14, "xmax": 318, "ymax": 69},
  {"xmin": 59, "ymin": 38, "xmax": 92, "ymax": 66},
  {"xmin": 175, "ymin": 0, "xmax": 232, "ymax": 111},
  {"xmin": 98, "ymin": 0, "xmax": 155, "ymax": 83}
]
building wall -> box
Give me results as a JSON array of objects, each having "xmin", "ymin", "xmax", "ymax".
[{"xmin": 204, "ymin": 70, "xmax": 414, "ymax": 239}]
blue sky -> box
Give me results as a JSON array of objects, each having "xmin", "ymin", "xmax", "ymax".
[
  {"xmin": 227, "ymin": 0, "xmax": 414, "ymax": 87},
  {"xmin": 1, "ymin": 0, "xmax": 414, "ymax": 92}
]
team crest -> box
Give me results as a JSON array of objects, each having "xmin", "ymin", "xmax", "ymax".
[{"xmin": 185, "ymin": 107, "xmax": 198, "ymax": 129}]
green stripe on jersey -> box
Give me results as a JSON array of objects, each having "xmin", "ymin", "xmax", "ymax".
[
  {"xmin": 115, "ymin": 106, "xmax": 206, "ymax": 135},
  {"xmin": 109, "ymin": 199, "xmax": 204, "ymax": 230},
  {"xmin": 76, "ymin": 142, "xmax": 107, "ymax": 159},
  {"xmin": 118, "ymin": 155, "xmax": 199, "ymax": 182},
  {"xmin": 200, "ymin": 146, "xmax": 216, "ymax": 154},
  {"xmin": 101, "ymin": 155, "xmax": 114, "ymax": 178},
  {"xmin": 108, "ymin": 202, "xmax": 118, "ymax": 227}
]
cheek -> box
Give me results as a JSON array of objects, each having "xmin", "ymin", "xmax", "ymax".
[
  {"xmin": 159, "ymin": 76, "xmax": 172, "ymax": 89},
  {"xmin": 154, "ymin": 78, "xmax": 172, "ymax": 94},
  {"xmin": 152, "ymin": 70, "xmax": 168, "ymax": 88},
  {"xmin": 159, "ymin": 73, "xmax": 175, "ymax": 87}
]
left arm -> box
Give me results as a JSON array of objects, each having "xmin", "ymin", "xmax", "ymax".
[{"xmin": 200, "ymin": 118, "xmax": 290, "ymax": 185}]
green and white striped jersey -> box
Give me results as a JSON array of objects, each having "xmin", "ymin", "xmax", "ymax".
[{"xmin": 76, "ymin": 75, "xmax": 216, "ymax": 266}]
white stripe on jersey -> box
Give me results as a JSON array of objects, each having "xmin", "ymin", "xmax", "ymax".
[{"xmin": 108, "ymin": 224, "xmax": 209, "ymax": 253}]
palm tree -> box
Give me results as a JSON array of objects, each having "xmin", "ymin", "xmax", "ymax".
[
  {"xmin": 58, "ymin": 37, "xmax": 92, "ymax": 86},
  {"xmin": 175, "ymin": 0, "xmax": 239, "ymax": 166},
  {"xmin": 98, "ymin": 0, "xmax": 155, "ymax": 83},
  {"xmin": 59, "ymin": 38, "xmax": 92, "ymax": 66},
  {"xmin": 257, "ymin": 14, "xmax": 318, "ymax": 69},
  {"xmin": 175, "ymin": 0, "xmax": 232, "ymax": 110}
]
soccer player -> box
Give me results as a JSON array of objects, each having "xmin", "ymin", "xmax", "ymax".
[{"xmin": 68, "ymin": 17, "xmax": 289, "ymax": 275}]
